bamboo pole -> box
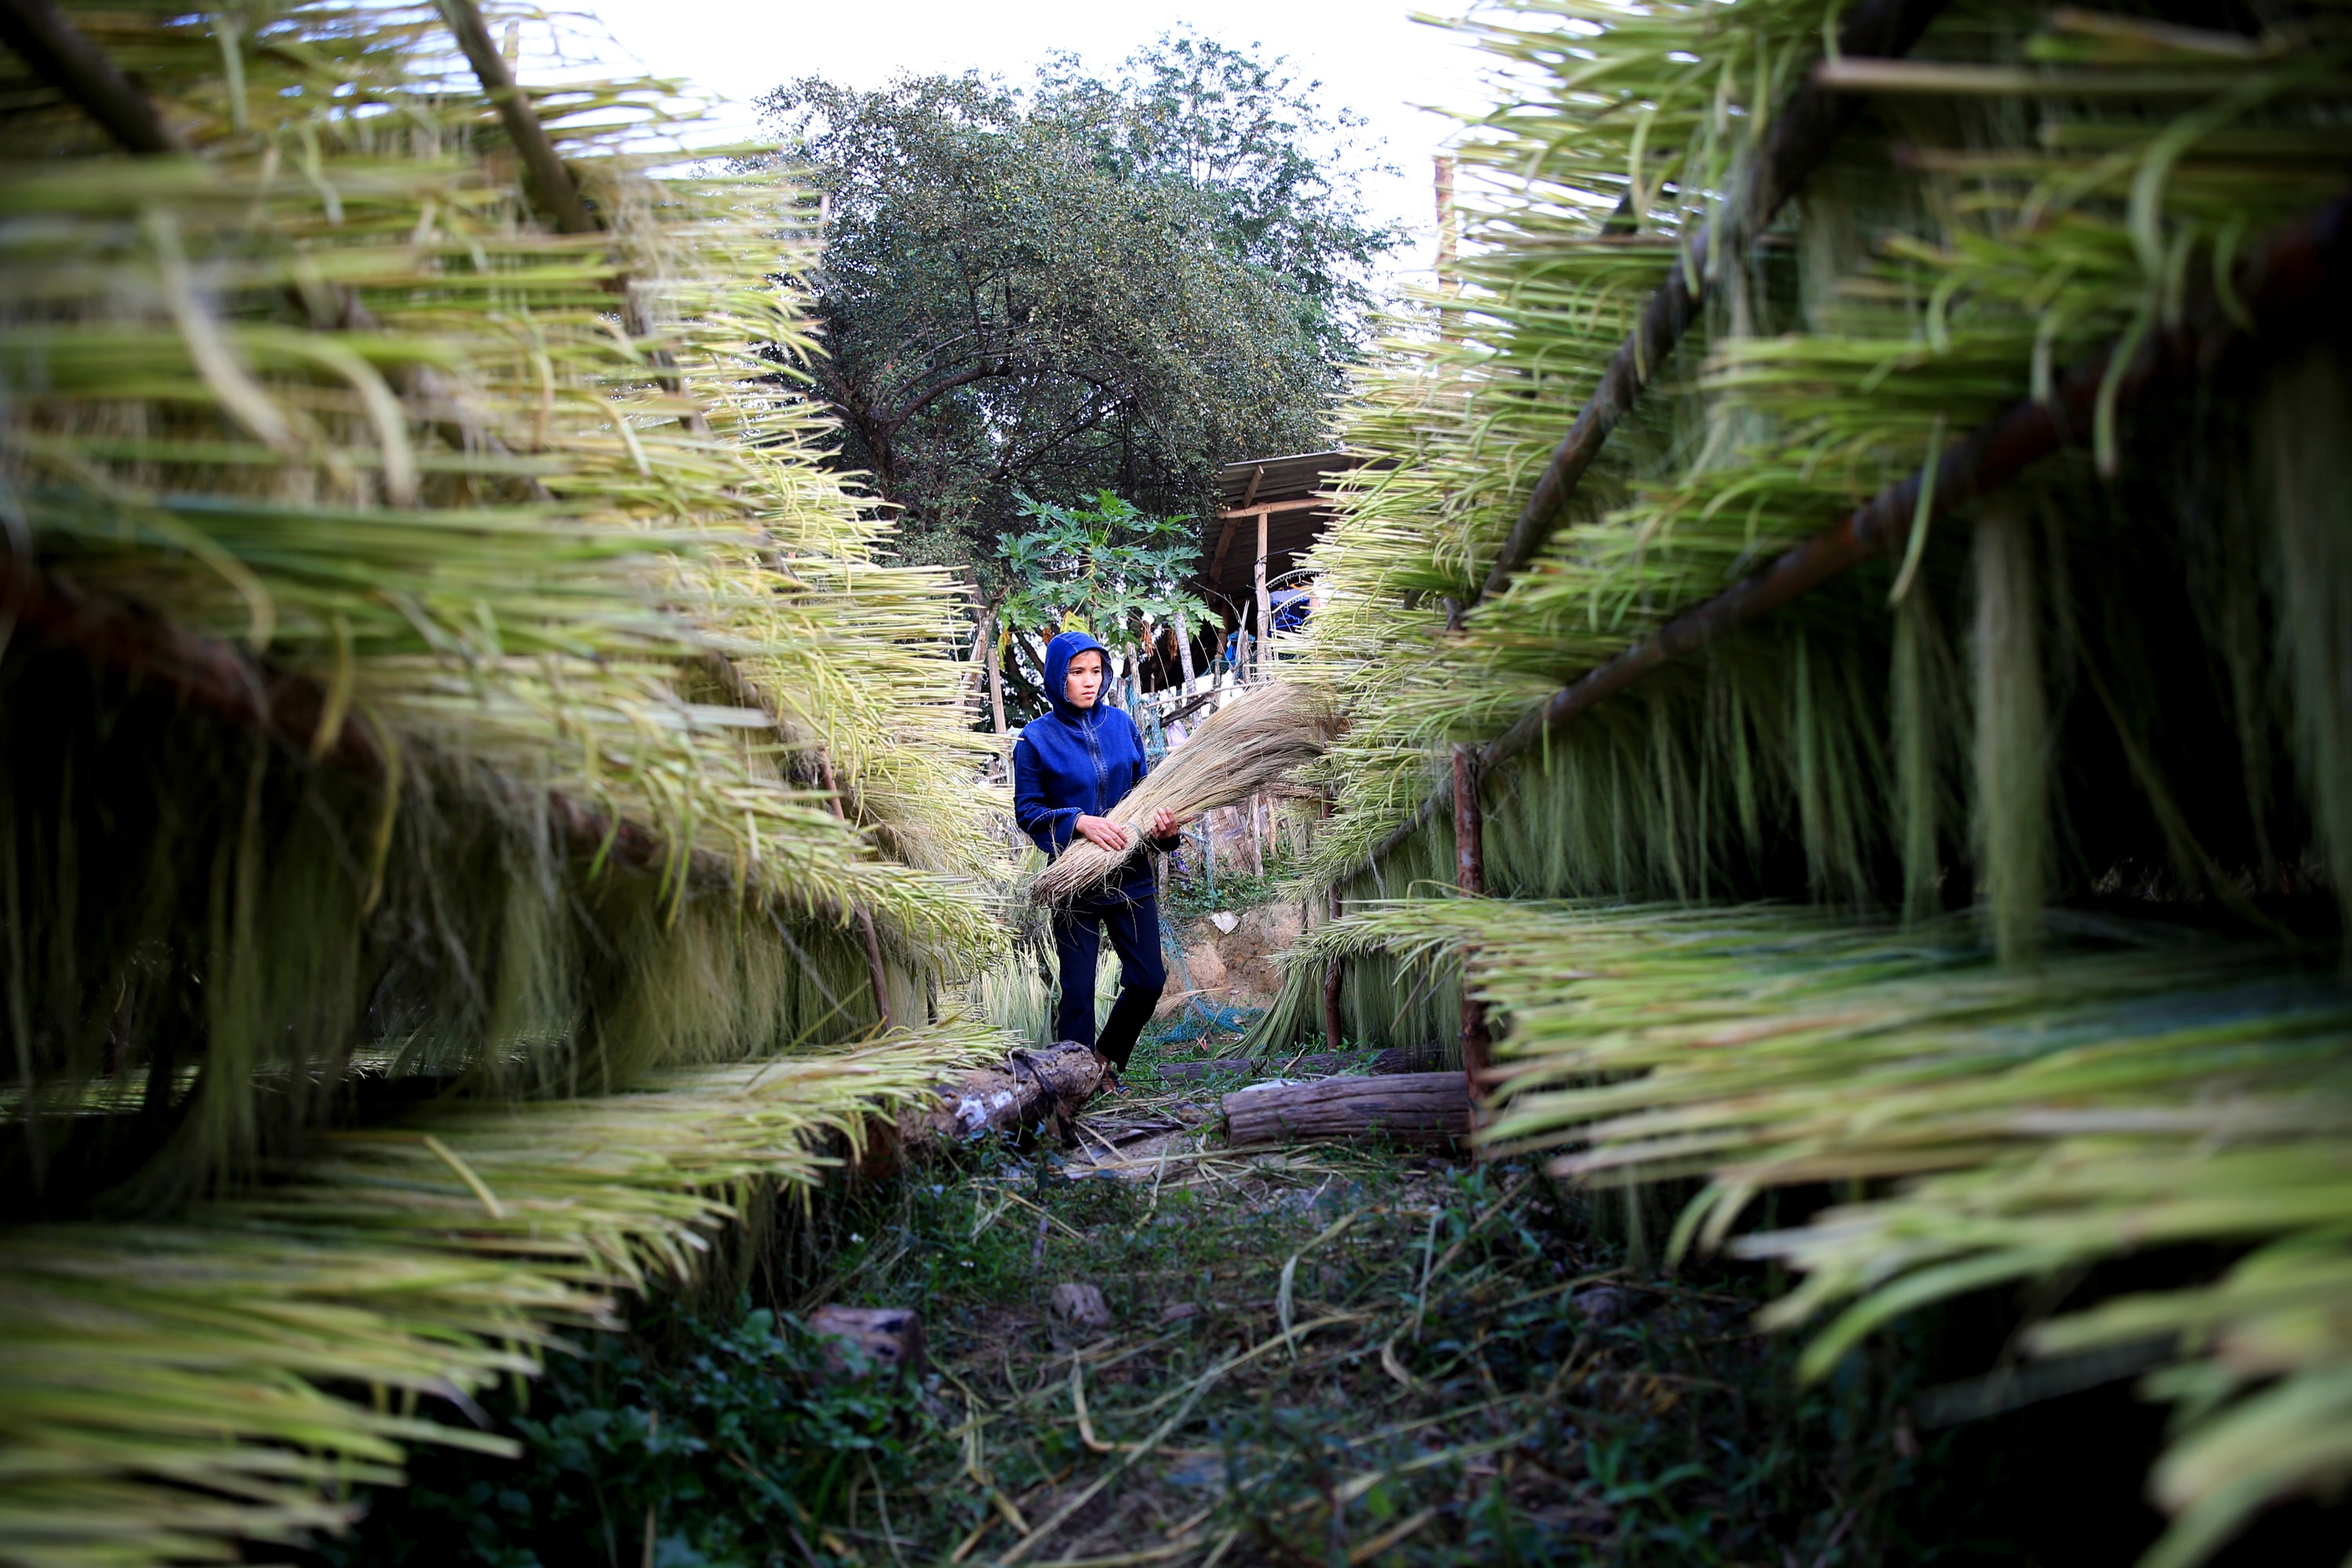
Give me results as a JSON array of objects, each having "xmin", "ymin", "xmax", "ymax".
[
  {"xmin": 435, "ymin": 0, "xmax": 597, "ymax": 235},
  {"xmin": 0, "ymin": 549, "xmax": 820, "ymax": 907},
  {"xmin": 1462, "ymin": 0, "xmax": 1954, "ymax": 613},
  {"xmin": 1435, "ymin": 154, "xmax": 1461, "ymax": 346},
  {"xmin": 437, "ymin": 0, "xmax": 704, "ymax": 432},
  {"xmin": 1340, "ymin": 191, "xmax": 2352, "ymax": 887},
  {"xmin": 0, "ymin": 0, "xmax": 187, "ymax": 153}
]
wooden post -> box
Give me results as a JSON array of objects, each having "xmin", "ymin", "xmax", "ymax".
[
  {"xmin": 968, "ymin": 604, "xmax": 995, "ymax": 717},
  {"xmin": 817, "ymin": 749, "xmax": 894, "ymax": 1032},
  {"xmin": 1450, "ymin": 743, "xmax": 1489, "ymax": 1093},
  {"xmin": 1321, "ymin": 790, "xmax": 1344, "ymax": 1054},
  {"xmin": 1254, "ymin": 512, "xmax": 1272, "ymax": 681},
  {"xmin": 987, "ymin": 618, "xmax": 1007, "ymax": 738}
]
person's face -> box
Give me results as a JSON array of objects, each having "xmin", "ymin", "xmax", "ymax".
[{"xmin": 1064, "ymin": 649, "xmax": 1105, "ymax": 709}]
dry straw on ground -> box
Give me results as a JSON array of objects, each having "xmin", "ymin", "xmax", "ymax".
[{"xmin": 1029, "ymin": 681, "xmax": 1339, "ymax": 903}]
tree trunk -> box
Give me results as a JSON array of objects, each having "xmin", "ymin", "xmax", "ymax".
[
  {"xmin": 1221, "ymin": 1073, "xmax": 1472, "ymax": 1151},
  {"xmin": 1451, "ymin": 743, "xmax": 1489, "ymax": 1091},
  {"xmin": 1174, "ymin": 605, "xmax": 1198, "ymax": 695}
]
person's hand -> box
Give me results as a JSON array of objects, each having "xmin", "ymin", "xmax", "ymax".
[
  {"xmin": 1150, "ymin": 807, "xmax": 1185, "ymax": 840},
  {"xmin": 1074, "ymin": 815, "xmax": 1132, "ymax": 852}
]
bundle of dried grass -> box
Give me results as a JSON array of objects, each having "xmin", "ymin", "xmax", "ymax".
[{"xmin": 1030, "ymin": 682, "xmax": 1340, "ymax": 904}]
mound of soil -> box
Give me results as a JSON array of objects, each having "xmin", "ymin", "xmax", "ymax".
[{"xmin": 1157, "ymin": 902, "xmax": 1305, "ymax": 1015}]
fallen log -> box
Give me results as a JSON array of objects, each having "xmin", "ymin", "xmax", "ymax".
[
  {"xmin": 1156, "ymin": 1051, "xmax": 1365, "ymax": 1083},
  {"xmin": 1221, "ymin": 1072, "xmax": 1472, "ymax": 1152},
  {"xmin": 1155, "ymin": 1043, "xmax": 1447, "ymax": 1083},
  {"xmin": 898, "ymin": 1041, "xmax": 1105, "ymax": 1153}
]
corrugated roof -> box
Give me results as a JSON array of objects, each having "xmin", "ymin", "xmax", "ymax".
[
  {"xmin": 1217, "ymin": 450, "xmax": 1362, "ymax": 510},
  {"xmin": 1192, "ymin": 451, "xmax": 1370, "ymax": 619}
]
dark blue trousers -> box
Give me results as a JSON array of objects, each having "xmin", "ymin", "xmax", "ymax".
[{"xmin": 1052, "ymin": 887, "xmax": 1167, "ymax": 1070}]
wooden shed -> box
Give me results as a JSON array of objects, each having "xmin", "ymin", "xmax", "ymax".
[{"xmin": 1196, "ymin": 450, "xmax": 1364, "ymax": 641}]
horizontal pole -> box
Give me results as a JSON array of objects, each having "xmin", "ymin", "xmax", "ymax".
[
  {"xmin": 1345, "ymin": 190, "xmax": 2352, "ymax": 883},
  {"xmin": 1813, "ymin": 58, "xmax": 2335, "ymax": 96},
  {"xmin": 1, "ymin": 550, "xmax": 745, "ymax": 895},
  {"xmin": 435, "ymin": 0, "xmax": 598, "ymax": 235},
  {"xmin": 1466, "ymin": 0, "xmax": 1953, "ymax": 613},
  {"xmin": 0, "ymin": 0, "xmax": 186, "ymax": 153},
  {"xmin": 1218, "ymin": 497, "xmax": 1328, "ymax": 521}
]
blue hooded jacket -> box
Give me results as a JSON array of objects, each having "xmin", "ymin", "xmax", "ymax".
[{"xmin": 1012, "ymin": 630, "xmax": 1170, "ymax": 895}]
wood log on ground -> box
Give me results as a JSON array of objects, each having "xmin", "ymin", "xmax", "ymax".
[
  {"xmin": 1371, "ymin": 1041, "xmax": 1446, "ymax": 1075},
  {"xmin": 1156, "ymin": 1051, "xmax": 1361, "ymax": 1083},
  {"xmin": 898, "ymin": 1040, "xmax": 1105, "ymax": 1152},
  {"xmin": 1221, "ymin": 1072, "xmax": 1472, "ymax": 1151},
  {"xmin": 1156, "ymin": 1044, "xmax": 1446, "ymax": 1083},
  {"xmin": 806, "ymin": 1305, "xmax": 927, "ymax": 1382}
]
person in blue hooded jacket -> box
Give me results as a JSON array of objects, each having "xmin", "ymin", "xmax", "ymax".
[{"xmin": 1014, "ymin": 630, "xmax": 1184, "ymax": 1080}]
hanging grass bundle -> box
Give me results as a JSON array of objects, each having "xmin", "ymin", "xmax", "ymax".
[
  {"xmin": 1029, "ymin": 681, "xmax": 1341, "ymax": 904},
  {"xmin": 1259, "ymin": 0, "xmax": 2352, "ymax": 1558},
  {"xmin": 0, "ymin": 2, "xmax": 1023, "ymax": 1559},
  {"xmin": 1276, "ymin": 896, "xmax": 2352, "ymax": 1567}
]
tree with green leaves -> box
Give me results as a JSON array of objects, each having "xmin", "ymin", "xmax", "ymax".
[
  {"xmin": 996, "ymin": 492, "xmax": 1208, "ymax": 715},
  {"xmin": 755, "ymin": 31, "xmax": 1396, "ymax": 585}
]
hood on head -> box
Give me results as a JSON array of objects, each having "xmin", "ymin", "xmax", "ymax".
[{"xmin": 1042, "ymin": 629, "xmax": 1110, "ymax": 723}]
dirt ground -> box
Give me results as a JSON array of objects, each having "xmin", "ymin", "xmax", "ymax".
[{"xmin": 799, "ymin": 1026, "xmax": 1934, "ymax": 1568}]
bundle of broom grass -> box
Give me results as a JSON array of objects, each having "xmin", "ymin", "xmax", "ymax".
[{"xmin": 1029, "ymin": 681, "xmax": 1340, "ymax": 904}]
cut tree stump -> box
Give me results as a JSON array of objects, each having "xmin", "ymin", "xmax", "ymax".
[{"xmin": 1221, "ymin": 1072, "xmax": 1472, "ymax": 1151}]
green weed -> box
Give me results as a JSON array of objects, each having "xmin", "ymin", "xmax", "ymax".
[{"xmin": 325, "ymin": 1299, "xmax": 919, "ymax": 1568}]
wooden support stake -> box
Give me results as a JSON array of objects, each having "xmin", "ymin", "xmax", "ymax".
[
  {"xmin": 1321, "ymin": 792, "xmax": 1344, "ymax": 1054},
  {"xmin": 1451, "ymin": 743, "xmax": 1490, "ymax": 1095},
  {"xmin": 985, "ymin": 614, "xmax": 1007, "ymax": 739}
]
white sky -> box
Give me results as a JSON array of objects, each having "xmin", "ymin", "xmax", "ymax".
[{"xmin": 553, "ymin": 0, "xmax": 1501, "ymax": 287}]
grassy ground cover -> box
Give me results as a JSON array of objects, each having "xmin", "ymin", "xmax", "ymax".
[{"xmin": 333, "ymin": 1025, "xmax": 1955, "ymax": 1567}]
